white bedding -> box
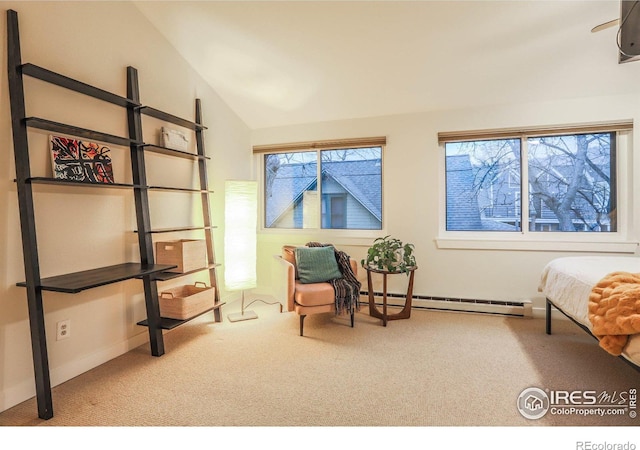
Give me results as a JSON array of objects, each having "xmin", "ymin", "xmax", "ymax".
[{"xmin": 538, "ymin": 256, "xmax": 640, "ymax": 367}]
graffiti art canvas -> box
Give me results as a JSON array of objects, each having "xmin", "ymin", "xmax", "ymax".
[{"xmin": 50, "ymin": 135, "xmax": 114, "ymax": 184}]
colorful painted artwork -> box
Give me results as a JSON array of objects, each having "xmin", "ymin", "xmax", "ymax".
[{"xmin": 50, "ymin": 135, "xmax": 114, "ymax": 184}]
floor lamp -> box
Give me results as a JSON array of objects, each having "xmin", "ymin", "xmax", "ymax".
[
  {"xmin": 224, "ymin": 180, "xmax": 283, "ymax": 322},
  {"xmin": 225, "ymin": 180, "xmax": 259, "ymax": 322}
]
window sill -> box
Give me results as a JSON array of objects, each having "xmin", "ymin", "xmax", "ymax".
[{"xmin": 435, "ymin": 237, "xmax": 639, "ymax": 253}]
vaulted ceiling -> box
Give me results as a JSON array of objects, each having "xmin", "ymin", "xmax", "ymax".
[{"xmin": 134, "ymin": 1, "xmax": 640, "ymax": 129}]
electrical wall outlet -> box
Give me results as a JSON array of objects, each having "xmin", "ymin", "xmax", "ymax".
[{"xmin": 56, "ymin": 319, "xmax": 70, "ymax": 341}]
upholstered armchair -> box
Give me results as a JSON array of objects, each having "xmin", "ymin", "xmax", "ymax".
[{"xmin": 279, "ymin": 245, "xmax": 359, "ymax": 336}]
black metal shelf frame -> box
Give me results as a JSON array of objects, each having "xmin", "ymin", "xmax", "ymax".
[
  {"xmin": 6, "ymin": 9, "xmax": 222, "ymax": 420},
  {"xmin": 127, "ymin": 66, "xmax": 223, "ymax": 330}
]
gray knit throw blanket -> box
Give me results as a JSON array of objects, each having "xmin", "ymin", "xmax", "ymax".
[{"xmin": 306, "ymin": 242, "xmax": 361, "ymax": 316}]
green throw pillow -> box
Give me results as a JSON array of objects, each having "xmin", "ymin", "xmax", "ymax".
[{"xmin": 295, "ymin": 246, "xmax": 342, "ymax": 284}]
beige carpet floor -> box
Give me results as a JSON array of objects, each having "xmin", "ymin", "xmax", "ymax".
[{"xmin": 1, "ymin": 305, "xmax": 638, "ymax": 428}]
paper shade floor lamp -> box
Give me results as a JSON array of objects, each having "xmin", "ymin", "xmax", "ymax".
[
  {"xmin": 225, "ymin": 180, "xmax": 258, "ymax": 322},
  {"xmin": 224, "ymin": 180, "xmax": 282, "ymax": 322}
]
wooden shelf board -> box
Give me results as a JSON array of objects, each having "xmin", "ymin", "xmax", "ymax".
[
  {"xmin": 25, "ymin": 177, "xmax": 140, "ymax": 189},
  {"xmin": 25, "ymin": 117, "xmax": 142, "ymax": 148},
  {"xmin": 134, "ymin": 226, "xmax": 217, "ymax": 234},
  {"xmin": 153, "ymin": 264, "xmax": 221, "ymax": 281},
  {"xmin": 137, "ymin": 302, "xmax": 225, "ymax": 330},
  {"xmin": 17, "ymin": 263, "xmax": 177, "ymax": 293},
  {"xmin": 138, "ymin": 106, "xmax": 206, "ymax": 131},
  {"xmin": 21, "ymin": 63, "xmax": 140, "ymax": 108},
  {"xmin": 148, "ymin": 186, "xmax": 212, "ymax": 193},
  {"xmin": 141, "ymin": 144, "xmax": 208, "ymax": 160}
]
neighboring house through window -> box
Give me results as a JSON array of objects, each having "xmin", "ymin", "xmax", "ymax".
[
  {"xmin": 438, "ymin": 122, "xmax": 633, "ymax": 240},
  {"xmin": 255, "ymin": 137, "xmax": 385, "ymax": 230}
]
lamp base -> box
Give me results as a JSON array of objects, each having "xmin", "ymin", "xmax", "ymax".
[{"xmin": 227, "ymin": 310, "xmax": 258, "ymax": 322}]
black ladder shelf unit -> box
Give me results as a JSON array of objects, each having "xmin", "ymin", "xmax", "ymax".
[
  {"xmin": 131, "ymin": 66, "xmax": 224, "ymax": 330},
  {"xmin": 6, "ymin": 9, "xmax": 222, "ymax": 420}
]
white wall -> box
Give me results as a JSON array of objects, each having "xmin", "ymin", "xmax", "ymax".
[
  {"xmin": 0, "ymin": 1, "xmax": 251, "ymax": 413},
  {"xmin": 253, "ymin": 93, "xmax": 640, "ymax": 312},
  {"xmin": 2, "ymin": 0, "xmax": 639, "ymax": 420}
]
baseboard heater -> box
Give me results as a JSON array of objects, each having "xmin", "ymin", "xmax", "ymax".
[{"xmin": 361, "ymin": 291, "xmax": 532, "ymax": 318}]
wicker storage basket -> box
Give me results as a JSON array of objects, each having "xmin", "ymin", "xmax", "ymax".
[
  {"xmin": 159, "ymin": 282, "xmax": 213, "ymax": 320},
  {"xmin": 156, "ymin": 239, "xmax": 207, "ymax": 273}
]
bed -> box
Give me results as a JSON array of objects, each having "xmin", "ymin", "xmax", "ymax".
[{"xmin": 538, "ymin": 255, "xmax": 640, "ymax": 371}]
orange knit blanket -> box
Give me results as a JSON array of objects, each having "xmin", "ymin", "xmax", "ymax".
[{"xmin": 588, "ymin": 271, "xmax": 640, "ymax": 356}]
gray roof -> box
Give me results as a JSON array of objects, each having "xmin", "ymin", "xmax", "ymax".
[
  {"xmin": 323, "ymin": 160, "xmax": 382, "ymax": 221},
  {"xmin": 445, "ymin": 154, "xmax": 483, "ymax": 231},
  {"xmin": 266, "ymin": 159, "xmax": 381, "ymax": 227}
]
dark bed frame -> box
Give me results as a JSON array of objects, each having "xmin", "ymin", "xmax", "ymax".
[{"xmin": 546, "ymin": 298, "xmax": 640, "ymax": 373}]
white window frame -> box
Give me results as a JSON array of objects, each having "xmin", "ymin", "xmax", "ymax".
[
  {"xmin": 436, "ymin": 123, "xmax": 638, "ymax": 253},
  {"xmin": 255, "ymin": 137, "xmax": 386, "ymax": 243}
]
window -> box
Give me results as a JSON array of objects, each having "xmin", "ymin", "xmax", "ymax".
[
  {"xmin": 439, "ymin": 122, "xmax": 632, "ymax": 237},
  {"xmin": 256, "ymin": 137, "xmax": 384, "ymax": 230},
  {"xmin": 322, "ymin": 194, "xmax": 347, "ymax": 229},
  {"xmin": 445, "ymin": 138, "xmax": 522, "ymax": 231}
]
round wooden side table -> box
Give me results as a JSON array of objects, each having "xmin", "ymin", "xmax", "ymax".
[{"xmin": 364, "ymin": 266, "xmax": 417, "ymax": 326}]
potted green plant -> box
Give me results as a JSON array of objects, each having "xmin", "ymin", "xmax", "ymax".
[{"xmin": 361, "ymin": 235, "xmax": 416, "ymax": 274}]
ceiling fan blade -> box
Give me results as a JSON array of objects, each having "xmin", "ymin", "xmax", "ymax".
[{"xmin": 591, "ymin": 18, "xmax": 619, "ymax": 33}]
